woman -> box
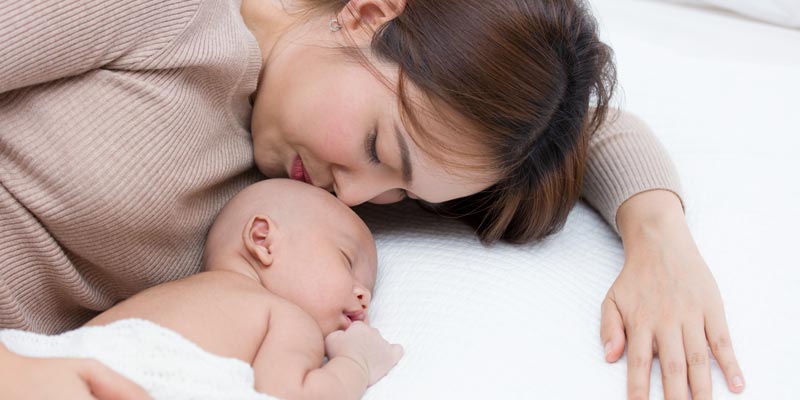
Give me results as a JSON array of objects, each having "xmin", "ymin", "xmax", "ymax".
[{"xmin": 0, "ymin": 0, "xmax": 743, "ymax": 399}]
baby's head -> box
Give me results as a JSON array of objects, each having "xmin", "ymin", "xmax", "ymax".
[{"xmin": 203, "ymin": 179, "xmax": 377, "ymax": 335}]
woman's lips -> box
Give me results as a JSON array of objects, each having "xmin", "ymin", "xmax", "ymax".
[{"xmin": 290, "ymin": 155, "xmax": 312, "ymax": 184}]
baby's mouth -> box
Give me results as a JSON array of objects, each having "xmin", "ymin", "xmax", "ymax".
[{"xmin": 345, "ymin": 310, "xmax": 366, "ymax": 323}]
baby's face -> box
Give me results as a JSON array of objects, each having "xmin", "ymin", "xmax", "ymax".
[{"xmin": 264, "ymin": 187, "xmax": 378, "ymax": 336}]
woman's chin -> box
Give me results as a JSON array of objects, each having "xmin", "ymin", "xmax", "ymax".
[{"xmin": 253, "ymin": 155, "xmax": 289, "ymax": 179}]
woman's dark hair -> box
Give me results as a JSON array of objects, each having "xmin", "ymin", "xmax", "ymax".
[{"xmin": 304, "ymin": 0, "xmax": 616, "ymax": 244}]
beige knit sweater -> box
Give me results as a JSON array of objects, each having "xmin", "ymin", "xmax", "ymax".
[{"xmin": 0, "ymin": 0, "xmax": 681, "ymax": 334}]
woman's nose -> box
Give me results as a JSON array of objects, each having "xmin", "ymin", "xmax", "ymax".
[
  {"xmin": 333, "ymin": 183, "xmax": 371, "ymax": 206},
  {"xmin": 332, "ymin": 168, "xmax": 397, "ymax": 206}
]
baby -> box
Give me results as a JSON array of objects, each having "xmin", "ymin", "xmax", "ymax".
[{"xmin": 10, "ymin": 179, "xmax": 402, "ymax": 399}]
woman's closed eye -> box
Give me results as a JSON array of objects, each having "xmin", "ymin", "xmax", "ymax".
[
  {"xmin": 364, "ymin": 129, "xmax": 409, "ymax": 201},
  {"xmin": 366, "ymin": 129, "xmax": 380, "ymax": 164}
]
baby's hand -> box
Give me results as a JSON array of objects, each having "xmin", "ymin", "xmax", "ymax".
[{"xmin": 324, "ymin": 321, "xmax": 403, "ymax": 386}]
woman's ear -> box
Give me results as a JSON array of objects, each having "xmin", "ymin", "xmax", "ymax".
[
  {"xmin": 338, "ymin": 0, "xmax": 407, "ymax": 33},
  {"xmin": 243, "ymin": 215, "xmax": 275, "ymax": 267}
]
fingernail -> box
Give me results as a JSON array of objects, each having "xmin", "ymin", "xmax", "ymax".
[
  {"xmin": 732, "ymin": 375, "xmax": 744, "ymax": 389},
  {"xmin": 604, "ymin": 341, "xmax": 612, "ymax": 358}
]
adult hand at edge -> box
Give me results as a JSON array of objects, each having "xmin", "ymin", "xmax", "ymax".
[
  {"xmin": 599, "ymin": 190, "xmax": 745, "ymax": 400},
  {"xmin": 0, "ymin": 342, "xmax": 152, "ymax": 400}
]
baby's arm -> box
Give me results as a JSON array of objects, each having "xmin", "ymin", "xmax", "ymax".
[{"xmin": 253, "ymin": 301, "xmax": 401, "ymax": 400}]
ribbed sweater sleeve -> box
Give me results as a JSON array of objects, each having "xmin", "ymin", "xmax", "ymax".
[
  {"xmin": 581, "ymin": 110, "xmax": 683, "ymax": 232},
  {"xmin": 0, "ymin": 0, "xmax": 200, "ymax": 93},
  {"xmin": 1, "ymin": 0, "xmax": 263, "ymax": 334}
]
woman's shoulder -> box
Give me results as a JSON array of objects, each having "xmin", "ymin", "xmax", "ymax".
[
  {"xmin": 1, "ymin": 0, "xmax": 260, "ymax": 87},
  {"xmin": 0, "ymin": 0, "xmax": 198, "ymax": 92},
  {"xmin": 111, "ymin": 0, "xmax": 261, "ymax": 72}
]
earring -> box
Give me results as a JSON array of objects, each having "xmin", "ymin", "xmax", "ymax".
[{"xmin": 329, "ymin": 18, "xmax": 342, "ymax": 32}]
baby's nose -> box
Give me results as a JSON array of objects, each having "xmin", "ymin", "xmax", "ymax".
[{"xmin": 354, "ymin": 287, "xmax": 371, "ymax": 309}]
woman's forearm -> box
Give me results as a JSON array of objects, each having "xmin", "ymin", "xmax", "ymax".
[
  {"xmin": 581, "ymin": 110, "xmax": 683, "ymax": 232},
  {"xmin": 0, "ymin": 342, "xmax": 10, "ymax": 360},
  {"xmin": 616, "ymin": 189, "xmax": 688, "ymax": 250}
]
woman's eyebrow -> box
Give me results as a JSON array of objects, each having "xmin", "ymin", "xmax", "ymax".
[{"xmin": 394, "ymin": 123, "xmax": 413, "ymax": 184}]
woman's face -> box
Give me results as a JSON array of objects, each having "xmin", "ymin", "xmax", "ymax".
[{"xmin": 250, "ymin": 11, "xmax": 496, "ymax": 206}]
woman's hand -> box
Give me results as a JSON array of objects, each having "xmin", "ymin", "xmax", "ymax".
[
  {"xmin": 600, "ymin": 190, "xmax": 745, "ymax": 400},
  {"xmin": 0, "ymin": 343, "xmax": 151, "ymax": 400}
]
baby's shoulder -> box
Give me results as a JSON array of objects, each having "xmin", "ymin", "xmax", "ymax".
[
  {"xmin": 200, "ymin": 271, "xmax": 300, "ymax": 310},
  {"xmin": 192, "ymin": 271, "xmax": 319, "ymax": 337},
  {"xmin": 258, "ymin": 292, "xmax": 323, "ymax": 344},
  {"xmin": 262, "ymin": 292, "xmax": 316, "ymax": 325},
  {"xmin": 182, "ymin": 270, "xmax": 278, "ymax": 316}
]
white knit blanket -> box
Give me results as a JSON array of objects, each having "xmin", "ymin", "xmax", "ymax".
[{"xmin": 0, "ymin": 319, "xmax": 275, "ymax": 400}]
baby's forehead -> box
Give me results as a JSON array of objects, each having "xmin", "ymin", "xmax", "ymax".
[
  {"xmin": 305, "ymin": 205, "xmax": 377, "ymax": 276},
  {"xmin": 257, "ymin": 182, "xmax": 375, "ymax": 250},
  {"xmin": 307, "ymin": 211, "xmax": 374, "ymax": 249}
]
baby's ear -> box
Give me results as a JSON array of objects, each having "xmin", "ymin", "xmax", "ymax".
[{"xmin": 243, "ymin": 215, "xmax": 275, "ymax": 267}]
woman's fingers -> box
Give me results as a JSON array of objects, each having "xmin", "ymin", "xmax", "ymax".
[
  {"xmin": 626, "ymin": 329, "xmax": 654, "ymax": 400},
  {"xmin": 656, "ymin": 329, "xmax": 689, "ymax": 400},
  {"xmin": 705, "ymin": 309, "xmax": 745, "ymax": 393},
  {"xmin": 683, "ymin": 323, "xmax": 713, "ymax": 400},
  {"xmin": 600, "ymin": 295, "xmax": 626, "ymax": 362},
  {"xmin": 79, "ymin": 359, "xmax": 152, "ymax": 400}
]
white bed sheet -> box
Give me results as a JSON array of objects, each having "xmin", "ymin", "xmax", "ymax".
[{"xmin": 358, "ymin": 1, "xmax": 800, "ymax": 399}]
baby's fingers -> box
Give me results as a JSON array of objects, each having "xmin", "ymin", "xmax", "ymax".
[
  {"xmin": 600, "ymin": 295, "xmax": 626, "ymax": 363},
  {"xmin": 705, "ymin": 310, "xmax": 745, "ymax": 393},
  {"xmin": 391, "ymin": 343, "xmax": 404, "ymax": 362}
]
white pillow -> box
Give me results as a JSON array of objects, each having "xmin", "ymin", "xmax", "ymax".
[{"xmin": 656, "ymin": 0, "xmax": 800, "ymax": 28}]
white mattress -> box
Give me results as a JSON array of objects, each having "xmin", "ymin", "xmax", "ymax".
[{"xmin": 357, "ymin": 1, "xmax": 800, "ymax": 399}]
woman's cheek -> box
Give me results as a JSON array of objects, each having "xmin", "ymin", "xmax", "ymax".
[{"xmin": 317, "ymin": 124, "xmax": 359, "ymax": 163}]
